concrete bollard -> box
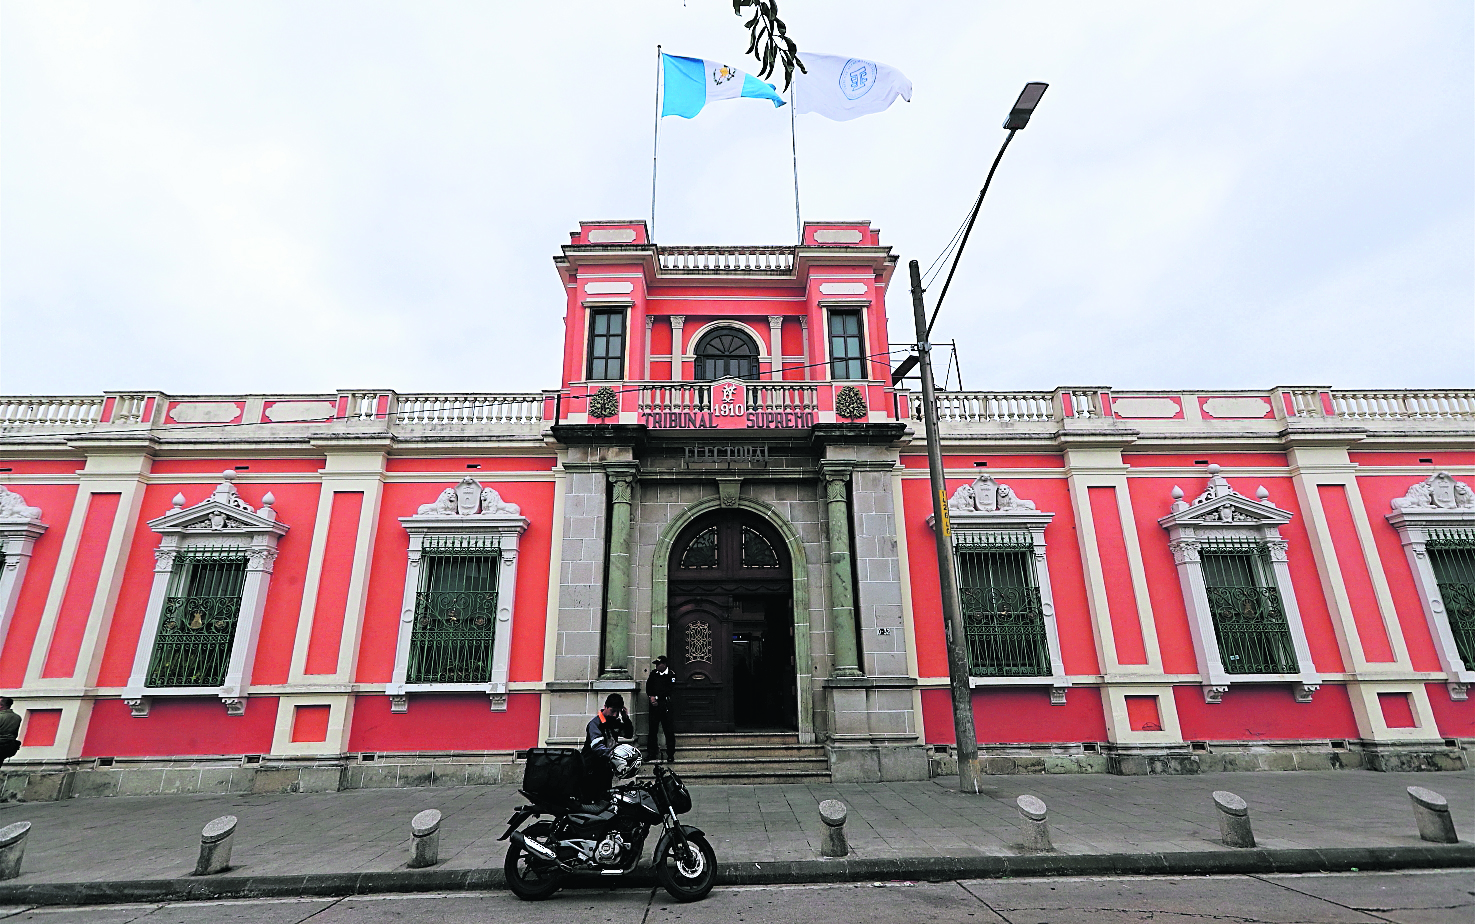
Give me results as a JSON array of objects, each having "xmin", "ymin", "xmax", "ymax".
[
  {"xmin": 1016, "ymin": 795, "xmax": 1052, "ymax": 851},
  {"xmin": 409, "ymin": 809, "xmax": 442, "ymax": 868},
  {"xmin": 818, "ymin": 799, "xmax": 848, "ymax": 858},
  {"xmin": 1212, "ymin": 791, "xmax": 1254, "ymax": 848},
  {"xmin": 194, "ymin": 815, "xmax": 237, "ymax": 875},
  {"xmin": 0, "ymin": 821, "xmax": 31, "ymax": 880},
  {"xmin": 1407, "ymin": 786, "xmax": 1458, "ymax": 844}
]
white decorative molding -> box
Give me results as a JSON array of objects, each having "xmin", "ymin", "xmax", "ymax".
[
  {"xmin": 168, "ymin": 402, "xmax": 242, "ymax": 423},
  {"xmin": 1385, "ymin": 472, "xmax": 1475, "ymax": 694},
  {"xmin": 818, "ymin": 282, "xmax": 867, "ymax": 295},
  {"xmin": 584, "ymin": 281, "xmax": 635, "ymax": 295},
  {"xmin": 1391, "ymin": 472, "xmax": 1475, "ymax": 512},
  {"xmin": 389, "ymin": 478, "xmax": 530, "ymax": 711},
  {"xmin": 948, "ymin": 473, "xmax": 1038, "ymax": 514},
  {"xmin": 0, "ymin": 486, "xmax": 48, "ymax": 654},
  {"xmin": 1110, "ymin": 396, "xmax": 1180, "ymax": 418},
  {"xmin": 1201, "ymin": 397, "xmax": 1272, "ymax": 419},
  {"xmin": 587, "ymin": 228, "xmax": 637, "ymax": 244},
  {"xmin": 263, "ymin": 401, "xmax": 336, "ymax": 422},
  {"xmin": 123, "ymin": 470, "xmax": 289, "ymax": 715},
  {"xmin": 813, "ymin": 229, "xmax": 863, "ymax": 244},
  {"xmin": 936, "ymin": 475, "xmax": 1069, "ymax": 702},
  {"xmin": 1158, "ymin": 464, "xmax": 1321, "ymax": 702}
]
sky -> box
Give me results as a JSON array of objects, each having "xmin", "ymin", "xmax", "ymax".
[{"xmin": 1, "ymin": 1, "xmax": 1471, "ymax": 397}]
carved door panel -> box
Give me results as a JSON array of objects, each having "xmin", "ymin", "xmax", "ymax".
[{"xmin": 670, "ymin": 595, "xmax": 732, "ymax": 733}]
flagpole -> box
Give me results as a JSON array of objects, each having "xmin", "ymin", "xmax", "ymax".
[
  {"xmin": 651, "ymin": 45, "xmax": 662, "ymax": 241},
  {"xmin": 789, "ymin": 85, "xmax": 801, "ymax": 244}
]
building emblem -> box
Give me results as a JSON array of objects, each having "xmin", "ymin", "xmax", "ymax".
[
  {"xmin": 840, "ymin": 59, "xmax": 876, "ymax": 100},
  {"xmin": 712, "ymin": 64, "xmax": 737, "ymax": 86}
]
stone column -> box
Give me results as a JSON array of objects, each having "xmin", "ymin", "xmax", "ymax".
[
  {"xmin": 823, "ymin": 464, "xmax": 861, "ymax": 677},
  {"xmin": 669, "ymin": 316, "xmax": 686, "ymax": 381},
  {"xmin": 601, "ymin": 466, "xmax": 637, "ymax": 679}
]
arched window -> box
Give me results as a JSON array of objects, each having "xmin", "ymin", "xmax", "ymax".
[{"xmin": 694, "ymin": 328, "xmax": 759, "ymax": 381}]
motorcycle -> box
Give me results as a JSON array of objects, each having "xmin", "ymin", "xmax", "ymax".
[{"xmin": 499, "ymin": 745, "xmax": 716, "ymax": 902}]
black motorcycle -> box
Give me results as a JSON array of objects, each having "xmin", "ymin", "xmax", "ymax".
[{"xmin": 500, "ymin": 747, "xmax": 716, "ymax": 902}]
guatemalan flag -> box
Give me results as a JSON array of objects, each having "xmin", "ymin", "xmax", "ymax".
[{"xmin": 660, "ymin": 53, "xmax": 786, "ymax": 118}]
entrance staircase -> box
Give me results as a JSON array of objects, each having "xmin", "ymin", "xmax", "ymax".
[{"xmin": 655, "ymin": 732, "xmax": 829, "ymax": 785}]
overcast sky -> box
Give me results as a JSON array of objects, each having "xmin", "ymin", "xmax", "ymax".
[{"xmin": 2, "ymin": 1, "xmax": 1471, "ymax": 397}]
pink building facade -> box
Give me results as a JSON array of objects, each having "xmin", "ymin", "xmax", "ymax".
[{"xmin": 0, "ymin": 219, "xmax": 1469, "ymax": 799}]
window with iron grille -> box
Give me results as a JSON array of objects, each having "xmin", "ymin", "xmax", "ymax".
[
  {"xmin": 1201, "ymin": 540, "xmax": 1299, "ymax": 675},
  {"xmin": 954, "ymin": 532, "xmax": 1049, "ymax": 677},
  {"xmin": 407, "ymin": 542, "xmax": 500, "ymax": 684},
  {"xmin": 587, "ymin": 309, "xmax": 626, "ymax": 380},
  {"xmin": 828, "ymin": 311, "xmax": 865, "ymax": 380},
  {"xmin": 146, "ymin": 547, "xmax": 248, "ymax": 688},
  {"xmin": 1427, "ymin": 531, "xmax": 1475, "ymax": 670}
]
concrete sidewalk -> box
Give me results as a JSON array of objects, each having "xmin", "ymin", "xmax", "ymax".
[{"xmin": 0, "ymin": 769, "xmax": 1468, "ymax": 904}]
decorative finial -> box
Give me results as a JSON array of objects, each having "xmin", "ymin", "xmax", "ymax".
[
  {"xmin": 1206, "ymin": 463, "xmax": 1221, "ymax": 476},
  {"xmin": 1256, "ymin": 485, "xmax": 1270, "ymax": 502},
  {"xmin": 171, "ymin": 493, "xmax": 186, "ymax": 510},
  {"xmin": 221, "ymin": 469, "xmax": 236, "ymax": 482},
  {"xmin": 261, "ymin": 492, "xmax": 276, "ymax": 508},
  {"xmin": 1171, "ymin": 485, "xmax": 1184, "ymax": 500}
]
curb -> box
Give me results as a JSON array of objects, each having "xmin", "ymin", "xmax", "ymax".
[{"xmin": 0, "ymin": 844, "xmax": 1470, "ymax": 907}]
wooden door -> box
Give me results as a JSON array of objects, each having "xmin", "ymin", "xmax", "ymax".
[{"xmin": 670, "ymin": 595, "xmax": 733, "ymax": 732}]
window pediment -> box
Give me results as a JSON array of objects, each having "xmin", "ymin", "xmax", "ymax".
[
  {"xmin": 1386, "ymin": 473, "xmax": 1475, "ymax": 531},
  {"xmin": 943, "ymin": 474, "xmax": 1055, "ymax": 531},
  {"xmin": 148, "ymin": 471, "xmax": 287, "ymax": 538},
  {"xmin": 400, "ymin": 477, "xmax": 527, "ymax": 534},
  {"xmin": 1158, "ymin": 465, "xmax": 1290, "ymax": 532}
]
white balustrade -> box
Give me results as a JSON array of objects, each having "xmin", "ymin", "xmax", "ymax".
[
  {"xmin": 0, "ymin": 397, "xmax": 104, "ymax": 429},
  {"xmin": 109, "ymin": 394, "xmax": 152, "ymax": 425},
  {"xmin": 395, "ymin": 394, "xmax": 544, "ymax": 426},
  {"xmin": 1331, "ymin": 390, "xmax": 1475, "ymax": 420},
  {"xmin": 657, "ymin": 248, "xmax": 794, "ymax": 273},
  {"xmin": 923, "ymin": 391, "xmax": 1056, "ymax": 423},
  {"xmin": 1283, "ymin": 389, "xmax": 1325, "ymax": 418},
  {"xmin": 639, "ymin": 384, "xmax": 712, "ymax": 413}
]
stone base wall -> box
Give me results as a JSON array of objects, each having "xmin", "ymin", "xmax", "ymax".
[
  {"xmin": 926, "ymin": 739, "xmax": 1472, "ymax": 777},
  {"xmin": 0, "ymin": 752, "xmax": 521, "ymax": 802},
  {"xmin": 827, "ymin": 744, "xmax": 929, "ymax": 782}
]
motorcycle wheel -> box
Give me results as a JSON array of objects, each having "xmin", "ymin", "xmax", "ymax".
[
  {"xmin": 504, "ymin": 824, "xmax": 563, "ymax": 901},
  {"xmin": 656, "ymin": 833, "xmax": 716, "ymax": 902}
]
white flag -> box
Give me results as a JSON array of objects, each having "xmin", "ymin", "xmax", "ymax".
[{"xmin": 792, "ymin": 52, "xmax": 912, "ymax": 121}]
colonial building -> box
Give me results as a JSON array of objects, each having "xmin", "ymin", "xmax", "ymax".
[{"xmin": 0, "ymin": 219, "xmax": 1470, "ymax": 799}]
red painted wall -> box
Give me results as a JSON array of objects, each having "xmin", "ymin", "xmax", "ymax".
[
  {"xmin": 920, "ymin": 687, "xmax": 1108, "ymax": 744},
  {"xmin": 1089, "ymin": 486, "xmax": 1148, "ymax": 665},
  {"xmin": 901, "ymin": 474, "xmax": 1097, "ymax": 679},
  {"xmin": 0, "ymin": 483, "xmax": 78, "ymax": 687},
  {"xmin": 386, "ymin": 457, "xmax": 556, "ymax": 473},
  {"xmin": 1317, "ymin": 484, "xmax": 1395, "ymax": 662},
  {"xmin": 1173, "ymin": 684, "xmax": 1359, "ymax": 741},
  {"xmin": 149, "ymin": 459, "xmax": 324, "ymax": 474},
  {"xmin": 348, "ymin": 693, "xmax": 540, "ymax": 752},
  {"xmin": 94, "ymin": 479, "xmax": 322, "ymax": 688},
  {"xmin": 1425, "ymin": 683, "xmax": 1475, "ymax": 739},
  {"xmin": 304, "ymin": 492, "xmax": 363, "ymax": 675},
  {"xmin": 1356, "ymin": 474, "xmax": 1449, "ymax": 672},
  {"xmin": 356, "ymin": 478, "xmax": 555, "ymax": 684},
  {"xmin": 900, "ymin": 454, "xmax": 1066, "ymax": 470},
  {"xmin": 42, "ymin": 492, "xmax": 120, "ymax": 678},
  {"xmin": 1124, "ymin": 453, "xmax": 1289, "ymax": 468},
  {"xmin": 81, "ymin": 697, "xmax": 279, "ymax": 757}
]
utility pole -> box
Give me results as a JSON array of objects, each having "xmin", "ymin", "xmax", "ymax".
[{"xmin": 908, "ymin": 258, "xmax": 983, "ymax": 794}]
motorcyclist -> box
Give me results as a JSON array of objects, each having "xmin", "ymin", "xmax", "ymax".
[{"xmin": 581, "ymin": 693, "xmax": 634, "ymax": 798}]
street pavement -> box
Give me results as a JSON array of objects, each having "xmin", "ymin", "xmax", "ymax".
[
  {"xmin": 0, "ymin": 769, "xmax": 1469, "ymax": 885},
  {"xmin": 0, "ymin": 871, "xmax": 1470, "ymax": 923}
]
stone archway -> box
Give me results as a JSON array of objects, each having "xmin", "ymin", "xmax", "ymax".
[{"xmin": 650, "ymin": 496, "xmax": 815, "ymax": 743}]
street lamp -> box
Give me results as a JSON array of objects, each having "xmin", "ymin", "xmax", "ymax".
[{"xmin": 907, "ymin": 81, "xmax": 1047, "ymax": 794}]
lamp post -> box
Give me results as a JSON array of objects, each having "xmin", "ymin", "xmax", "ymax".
[{"xmin": 909, "ymin": 81, "xmax": 1047, "ymax": 795}]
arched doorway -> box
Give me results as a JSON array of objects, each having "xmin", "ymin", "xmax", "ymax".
[{"xmin": 667, "ymin": 510, "xmax": 796, "ymax": 732}]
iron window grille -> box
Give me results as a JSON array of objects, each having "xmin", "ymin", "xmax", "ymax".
[
  {"xmin": 145, "ymin": 546, "xmax": 248, "ymax": 688},
  {"xmin": 1200, "ymin": 539, "xmax": 1299, "ymax": 675},
  {"xmin": 828, "ymin": 311, "xmax": 865, "ymax": 380},
  {"xmin": 407, "ymin": 537, "xmax": 500, "ymax": 685},
  {"xmin": 1427, "ymin": 529, "xmax": 1475, "ymax": 670},
  {"xmin": 694, "ymin": 329, "xmax": 759, "ymax": 380},
  {"xmin": 954, "ymin": 531, "xmax": 1050, "ymax": 677},
  {"xmin": 741, "ymin": 526, "xmax": 780, "ymax": 568},
  {"xmin": 587, "ymin": 309, "xmax": 626, "ymax": 381}
]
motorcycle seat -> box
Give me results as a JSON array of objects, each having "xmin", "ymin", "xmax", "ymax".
[{"xmin": 567, "ymin": 802, "xmax": 618, "ymax": 825}]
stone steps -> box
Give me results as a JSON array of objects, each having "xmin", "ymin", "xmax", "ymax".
[{"xmin": 642, "ymin": 731, "xmax": 830, "ymax": 784}]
